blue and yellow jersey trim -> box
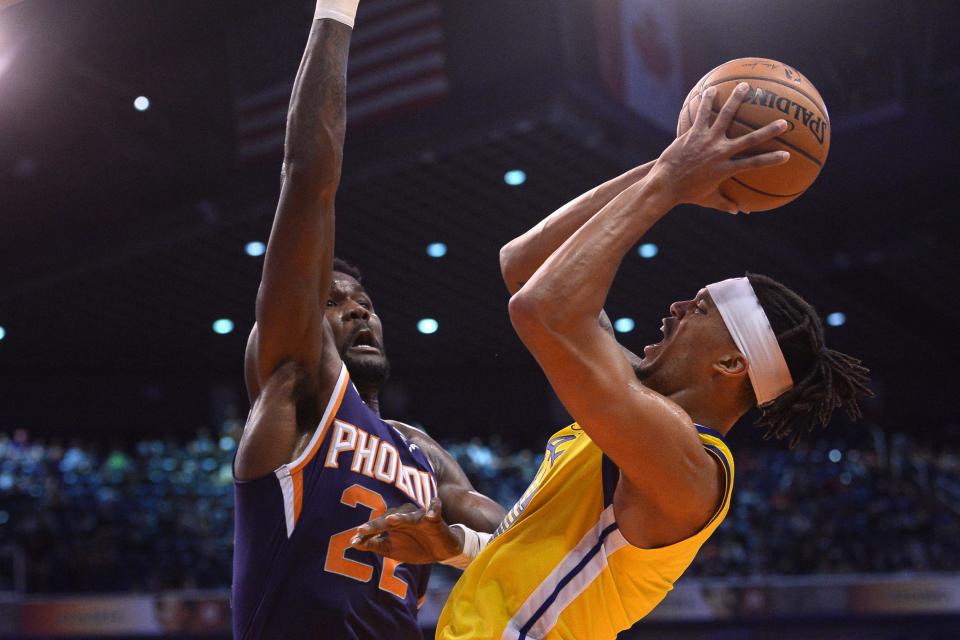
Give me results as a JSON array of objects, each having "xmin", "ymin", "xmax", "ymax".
[{"xmin": 695, "ymin": 424, "xmax": 734, "ymax": 523}]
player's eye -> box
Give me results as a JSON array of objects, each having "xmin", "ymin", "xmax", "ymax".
[{"xmin": 358, "ymin": 300, "xmax": 371, "ymax": 309}]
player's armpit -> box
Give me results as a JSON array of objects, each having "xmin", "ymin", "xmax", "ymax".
[
  {"xmin": 234, "ymin": 360, "xmax": 304, "ymax": 481},
  {"xmin": 509, "ymin": 306, "xmax": 720, "ymax": 526}
]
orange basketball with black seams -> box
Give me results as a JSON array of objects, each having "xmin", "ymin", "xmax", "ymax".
[{"xmin": 677, "ymin": 57, "xmax": 830, "ymax": 211}]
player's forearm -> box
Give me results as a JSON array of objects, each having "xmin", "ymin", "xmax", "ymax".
[
  {"xmin": 282, "ymin": 19, "xmax": 351, "ymax": 187},
  {"xmin": 510, "ymin": 172, "xmax": 676, "ymax": 328},
  {"xmin": 442, "ymin": 489, "xmax": 506, "ymax": 534},
  {"xmin": 499, "ymin": 161, "xmax": 655, "ymax": 294}
]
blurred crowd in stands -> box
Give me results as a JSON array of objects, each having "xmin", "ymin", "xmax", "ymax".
[{"xmin": 1, "ymin": 419, "xmax": 959, "ymax": 593}]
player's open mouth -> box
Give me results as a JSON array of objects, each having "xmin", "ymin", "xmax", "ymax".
[
  {"xmin": 642, "ymin": 318, "xmax": 674, "ymax": 355},
  {"xmin": 349, "ymin": 329, "xmax": 380, "ymax": 354}
]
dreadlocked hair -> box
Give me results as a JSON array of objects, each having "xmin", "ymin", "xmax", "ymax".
[
  {"xmin": 332, "ymin": 257, "xmax": 363, "ymax": 282},
  {"xmin": 746, "ymin": 273, "xmax": 873, "ymax": 447}
]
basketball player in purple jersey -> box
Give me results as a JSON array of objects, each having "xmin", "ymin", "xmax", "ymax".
[{"xmin": 231, "ymin": 3, "xmax": 504, "ymax": 638}]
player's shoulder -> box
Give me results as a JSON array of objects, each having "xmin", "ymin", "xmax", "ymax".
[
  {"xmin": 385, "ymin": 420, "xmax": 435, "ymax": 448},
  {"xmin": 384, "ymin": 420, "xmax": 454, "ymax": 480}
]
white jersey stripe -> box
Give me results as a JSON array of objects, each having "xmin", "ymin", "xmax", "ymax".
[
  {"xmin": 501, "ymin": 505, "xmax": 628, "ymax": 640},
  {"xmin": 274, "ymin": 364, "xmax": 350, "ymax": 538},
  {"xmin": 275, "ymin": 467, "xmax": 296, "ymax": 539}
]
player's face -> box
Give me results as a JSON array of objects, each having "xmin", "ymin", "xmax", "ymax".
[
  {"xmin": 325, "ymin": 272, "xmax": 390, "ymax": 387},
  {"xmin": 635, "ymin": 288, "xmax": 738, "ymax": 394}
]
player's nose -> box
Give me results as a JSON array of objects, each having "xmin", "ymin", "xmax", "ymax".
[{"xmin": 343, "ymin": 302, "xmax": 370, "ymax": 321}]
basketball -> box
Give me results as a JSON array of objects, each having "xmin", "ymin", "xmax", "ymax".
[{"xmin": 677, "ymin": 57, "xmax": 830, "ymax": 211}]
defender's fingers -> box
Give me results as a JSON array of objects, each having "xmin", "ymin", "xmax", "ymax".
[
  {"xmin": 692, "ymin": 87, "xmax": 717, "ymax": 129},
  {"xmin": 424, "ymin": 498, "xmax": 442, "ymax": 521},
  {"xmin": 356, "ymin": 512, "xmax": 415, "ymax": 537},
  {"xmin": 714, "ymin": 82, "xmax": 750, "ymax": 132},
  {"xmin": 728, "ymin": 119, "xmax": 788, "ymax": 154},
  {"xmin": 350, "ymin": 534, "xmax": 391, "ymax": 554},
  {"xmin": 382, "ymin": 511, "xmax": 426, "ymax": 528},
  {"xmin": 730, "ymin": 150, "xmax": 790, "ymax": 173},
  {"xmin": 355, "ymin": 519, "xmax": 389, "ymax": 537}
]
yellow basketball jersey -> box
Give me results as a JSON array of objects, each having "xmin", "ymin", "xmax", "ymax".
[{"xmin": 436, "ymin": 423, "xmax": 734, "ymax": 640}]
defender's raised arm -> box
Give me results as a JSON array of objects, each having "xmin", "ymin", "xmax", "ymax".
[
  {"xmin": 250, "ymin": 17, "xmax": 351, "ymax": 393},
  {"xmin": 236, "ymin": 11, "xmax": 353, "ymax": 481}
]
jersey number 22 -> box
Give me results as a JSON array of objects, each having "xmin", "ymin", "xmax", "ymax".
[{"xmin": 324, "ymin": 484, "xmax": 409, "ymax": 599}]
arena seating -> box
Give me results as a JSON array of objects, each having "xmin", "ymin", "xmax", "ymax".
[{"xmin": 1, "ymin": 423, "xmax": 958, "ymax": 592}]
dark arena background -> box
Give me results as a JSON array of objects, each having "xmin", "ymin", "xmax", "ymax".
[{"xmin": 2, "ymin": 0, "xmax": 960, "ymax": 638}]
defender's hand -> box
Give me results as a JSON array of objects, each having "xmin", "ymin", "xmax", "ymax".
[
  {"xmin": 652, "ymin": 82, "xmax": 790, "ymax": 213},
  {"xmin": 349, "ymin": 498, "xmax": 464, "ymax": 564}
]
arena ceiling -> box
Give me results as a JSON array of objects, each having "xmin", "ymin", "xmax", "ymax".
[{"xmin": 0, "ymin": 0, "xmax": 957, "ymax": 436}]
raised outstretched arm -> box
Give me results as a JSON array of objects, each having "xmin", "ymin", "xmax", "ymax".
[
  {"xmin": 499, "ymin": 161, "xmax": 656, "ymax": 296},
  {"xmin": 251, "ymin": 19, "xmax": 351, "ymax": 388},
  {"xmin": 236, "ymin": 13, "xmax": 354, "ymax": 480},
  {"xmin": 508, "ymin": 86, "xmax": 789, "ymax": 536},
  {"xmin": 499, "ymin": 162, "xmax": 659, "ymax": 371}
]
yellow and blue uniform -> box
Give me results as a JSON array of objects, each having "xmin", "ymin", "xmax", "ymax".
[{"xmin": 437, "ymin": 423, "xmax": 734, "ymax": 640}]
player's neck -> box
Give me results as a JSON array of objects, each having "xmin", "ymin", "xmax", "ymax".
[
  {"xmin": 356, "ymin": 384, "xmax": 381, "ymax": 416},
  {"xmin": 666, "ymin": 386, "xmax": 741, "ymax": 436}
]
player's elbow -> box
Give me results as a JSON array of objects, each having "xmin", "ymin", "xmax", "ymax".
[
  {"xmin": 508, "ymin": 291, "xmax": 538, "ymax": 336},
  {"xmin": 281, "ymin": 156, "xmax": 341, "ymax": 197},
  {"xmin": 508, "ymin": 290, "xmax": 566, "ymax": 339},
  {"xmin": 499, "ymin": 242, "xmax": 523, "ymax": 294},
  {"xmin": 508, "ymin": 289, "xmax": 538, "ymax": 323},
  {"xmin": 282, "ymin": 126, "xmax": 344, "ymax": 196}
]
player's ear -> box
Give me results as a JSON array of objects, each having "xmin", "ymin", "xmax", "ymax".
[{"xmin": 714, "ymin": 352, "xmax": 748, "ymax": 379}]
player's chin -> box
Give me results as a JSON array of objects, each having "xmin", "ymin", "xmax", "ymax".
[
  {"xmin": 635, "ymin": 344, "xmax": 664, "ymax": 377},
  {"xmin": 641, "ymin": 341, "xmax": 664, "ymax": 361},
  {"xmin": 342, "ymin": 351, "xmax": 391, "ymax": 385}
]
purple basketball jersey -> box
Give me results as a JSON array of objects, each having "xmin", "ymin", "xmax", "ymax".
[{"xmin": 232, "ymin": 364, "xmax": 436, "ymax": 639}]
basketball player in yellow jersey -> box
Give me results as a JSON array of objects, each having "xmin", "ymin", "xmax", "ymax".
[{"xmin": 353, "ymin": 85, "xmax": 871, "ymax": 638}]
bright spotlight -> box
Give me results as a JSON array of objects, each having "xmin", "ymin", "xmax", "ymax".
[
  {"xmin": 826, "ymin": 312, "xmax": 846, "ymax": 327},
  {"xmin": 0, "ymin": 326, "xmax": 5, "ymax": 341},
  {"xmin": 245, "ymin": 241, "xmax": 266, "ymax": 257},
  {"xmin": 417, "ymin": 318, "xmax": 439, "ymax": 334},
  {"xmin": 212, "ymin": 319, "xmax": 234, "ymax": 335},
  {"xmin": 638, "ymin": 243, "xmax": 658, "ymax": 259},
  {"xmin": 426, "ymin": 242, "xmax": 447, "ymax": 258},
  {"xmin": 614, "ymin": 317, "xmax": 635, "ymax": 333},
  {"xmin": 134, "ymin": 96, "xmax": 150, "ymax": 111},
  {"xmin": 504, "ymin": 170, "xmax": 526, "ymax": 186}
]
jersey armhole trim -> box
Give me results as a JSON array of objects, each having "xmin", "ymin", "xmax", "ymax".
[
  {"xmin": 274, "ymin": 363, "xmax": 350, "ymax": 538},
  {"xmin": 702, "ymin": 443, "xmax": 733, "ymax": 527}
]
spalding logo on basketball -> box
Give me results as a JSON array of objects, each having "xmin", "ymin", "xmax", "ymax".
[{"xmin": 677, "ymin": 57, "xmax": 830, "ymax": 211}]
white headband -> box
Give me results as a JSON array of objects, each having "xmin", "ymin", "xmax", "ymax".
[{"xmin": 705, "ymin": 278, "xmax": 793, "ymax": 405}]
